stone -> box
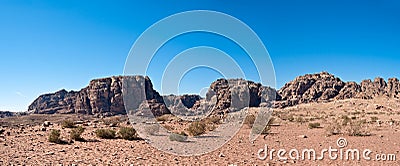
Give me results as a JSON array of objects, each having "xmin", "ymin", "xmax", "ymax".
[{"xmin": 28, "ymin": 76, "xmax": 170, "ymax": 117}]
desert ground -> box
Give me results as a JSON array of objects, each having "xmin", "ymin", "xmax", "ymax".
[{"xmin": 1, "ymin": 97, "xmax": 400, "ymax": 165}]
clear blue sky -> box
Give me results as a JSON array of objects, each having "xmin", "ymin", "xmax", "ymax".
[{"xmin": 0, "ymin": 0, "xmax": 399, "ymax": 111}]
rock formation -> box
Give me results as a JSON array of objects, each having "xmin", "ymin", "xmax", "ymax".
[
  {"xmin": 275, "ymin": 72, "xmax": 400, "ymax": 107},
  {"xmin": 28, "ymin": 76, "xmax": 170, "ymax": 117},
  {"xmin": 25, "ymin": 72, "xmax": 400, "ymax": 117}
]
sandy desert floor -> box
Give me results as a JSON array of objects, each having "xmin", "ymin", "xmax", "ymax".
[{"xmin": 1, "ymin": 98, "xmax": 400, "ymax": 165}]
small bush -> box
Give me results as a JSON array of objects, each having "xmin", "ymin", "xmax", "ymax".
[
  {"xmin": 205, "ymin": 116, "xmax": 221, "ymax": 124},
  {"xmin": 70, "ymin": 126, "xmax": 85, "ymax": 141},
  {"xmin": 308, "ymin": 122, "xmax": 321, "ymax": 129},
  {"xmin": 169, "ymin": 132, "xmax": 188, "ymax": 142},
  {"xmin": 95, "ymin": 129, "xmax": 116, "ymax": 139},
  {"xmin": 119, "ymin": 127, "xmax": 139, "ymax": 140},
  {"xmin": 102, "ymin": 117, "xmax": 121, "ymax": 127},
  {"xmin": 341, "ymin": 115, "xmax": 351, "ymax": 126},
  {"xmin": 326, "ymin": 120, "xmax": 342, "ymax": 136},
  {"xmin": 48, "ymin": 129, "xmax": 61, "ymax": 143},
  {"xmin": 188, "ymin": 121, "xmax": 206, "ymax": 136},
  {"xmin": 371, "ymin": 116, "xmax": 379, "ymax": 122},
  {"xmin": 61, "ymin": 120, "xmax": 76, "ymax": 128},
  {"xmin": 145, "ymin": 125, "xmax": 160, "ymax": 135},
  {"xmin": 347, "ymin": 120, "xmax": 370, "ymax": 137},
  {"xmin": 156, "ymin": 114, "xmax": 171, "ymax": 122},
  {"xmin": 244, "ymin": 114, "xmax": 256, "ymax": 127}
]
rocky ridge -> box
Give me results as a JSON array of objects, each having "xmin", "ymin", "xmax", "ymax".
[
  {"xmin": 27, "ymin": 76, "xmax": 170, "ymax": 117},
  {"xmin": 276, "ymin": 72, "xmax": 400, "ymax": 107},
  {"xmin": 25, "ymin": 72, "xmax": 400, "ymax": 117}
]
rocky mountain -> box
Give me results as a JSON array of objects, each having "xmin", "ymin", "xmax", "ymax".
[
  {"xmin": 28, "ymin": 76, "xmax": 170, "ymax": 117},
  {"xmin": 275, "ymin": 72, "xmax": 400, "ymax": 107},
  {"xmin": 24, "ymin": 72, "xmax": 400, "ymax": 117}
]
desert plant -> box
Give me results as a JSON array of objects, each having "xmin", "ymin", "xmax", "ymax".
[
  {"xmin": 95, "ymin": 129, "xmax": 116, "ymax": 139},
  {"xmin": 370, "ymin": 116, "xmax": 379, "ymax": 122},
  {"xmin": 341, "ymin": 115, "xmax": 351, "ymax": 126},
  {"xmin": 169, "ymin": 132, "xmax": 188, "ymax": 142},
  {"xmin": 326, "ymin": 120, "xmax": 342, "ymax": 136},
  {"xmin": 308, "ymin": 122, "xmax": 321, "ymax": 129},
  {"xmin": 70, "ymin": 126, "xmax": 85, "ymax": 141},
  {"xmin": 48, "ymin": 129, "xmax": 61, "ymax": 143},
  {"xmin": 156, "ymin": 114, "xmax": 171, "ymax": 122},
  {"xmin": 187, "ymin": 121, "xmax": 206, "ymax": 136},
  {"xmin": 119, "ymin": 127, "xmax": 140, "ymax": 140},
  {"xmin": 205, "ymin": 116, "xmax": 221, "ymax": 124},
  {"xmin": 102, "ymin": 117, "xmax": 121, "ymax": 127},
  {"xmin": 347, "ymin": 120, "xmax": 370, "ymax": 137},
  {"xmin": 244, "ymin": 114, "xmax": 256, "ymax": 127},
  {"xmin": 61, "ymin": 120, "xmax": 76, "ymax": 128},
  {"xmin": 145, "ymin": 125, "xmax": 160, "ymax": 135}
]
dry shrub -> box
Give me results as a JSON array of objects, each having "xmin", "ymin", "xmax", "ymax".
[
  {"xmin": 102, "ymin": 117, "xmax": 121, "ymax": 127},
  {"xmin": 95, "ymin": 129, "xmax": 116, "ymax": 139},
  {"xmin": 188, "ymin": 121, "xmax": 206, "ymax": 136},
  {"xmin": 244, "ymin": 114, "xmax": 256, "ymax": 127},
  {"xmin": 70, "ymin": 126, "xmax": 85, "ymax": 141},
  {"xmin": 145, "ymin": 125, "xmax": 160, "ymax": 135},
  {"xmin": 347, "ymin": 120, "xmax": 370, "ymax": 136},
  {"xmin": 204, "ymin": 116, "xmax": 221, "ymax": 124},
  {"xmin": 48, "ymin": 129, "xmax": 61, "ymax": 143},
  {"xmin": 119, "ymin": 127, "xmax": 140, "ymax": 140},
  {"xmin": 61, "ymin": 120, "xmax": 76, "ymax": 128},
  {"xmin": 326, "ymin": 120, "xmax": 342, "ymax": 136},
  {"xmin": 308, "ymin": 122, "xmax": 321, "ymax": 129},
  {"xmin": 169, "ymin": 132, "xmax": 188, "ymax": 142}
]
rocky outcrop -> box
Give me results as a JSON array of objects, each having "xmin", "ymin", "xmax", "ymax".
[
  {"xmin": 28, "ymin": 76, "xmax": 170, "ymax": 117},
  {"xmin": 209, "ymin": 78, "xmax": 278, "ymax": 114},
  {"xmin": 276, "ymin": 72, "xmax": 400, "ymax": 108},
  {"xmin": 26, "ymin": 72, "xmax": 400, "ymax": 116}
]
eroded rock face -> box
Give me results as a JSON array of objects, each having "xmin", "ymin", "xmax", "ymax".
[
  {"xmin": 276, "ymin": 72, "xmax": 400, "ymax": 108},
  {"xmin": 28, "ymin": 76, "xmax": 170, "ymax": 117},
  {"xmin": 209, "ymin": 78, "xmax": 278, "ymax": 114},
  {"xmin": 27, "ymin": 72, "xmax": 400, "ymax": 116}
]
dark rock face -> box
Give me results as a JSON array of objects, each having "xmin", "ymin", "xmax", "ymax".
[
  {"xmin": 209, "ymin": 78, "xmax": 278, "ymax": 114},
  {"xmin": 28, "ymin": 76, "xmax": 170, "ymax": 117},
  {"xmin": 276, "ymin": 72, "xmax": 400, "ymax": 108}
]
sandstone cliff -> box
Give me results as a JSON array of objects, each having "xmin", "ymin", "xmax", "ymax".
[
  {"xmin": 275, "ymin": 72, "xmax": 400, "ymax": 107},
  {"xmin": 26, "ymin": 72, "xmax": 400, "ymax": 117},
  {"xmin": 28, "ymin": 76, "xmax": 170, "ymax": 116}
]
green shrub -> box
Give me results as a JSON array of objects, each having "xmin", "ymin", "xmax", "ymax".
[
  {"xmin": 95, "ymin": 129, "xmax": 116, "ymax": 139},
  {"xmin": 188, "ymin": 121, "xmax": 206, "ymax": 136},
  {"xmin": 308, "ymin": 122, "xmax": 321, "ymax": 129},
  {"xmin": 70, "ymin": 126, "xmax": 85, "ymax": 141},
  {"xmin": 169, "ymin": 132, "xmax": 188, "ymax": 142},
  {"xmin": 119, "ymin": 127, "xmax": 139, "ymax": 140},
  {"xmin": 61, "ymin": 120, "xmax": 76, "ymax": 128},
  {"xmin": 48, "ymin": 129, "xmax": 61, "ymax": 143}
]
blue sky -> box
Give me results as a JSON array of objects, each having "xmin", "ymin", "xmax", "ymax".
[{"xmin": 0, "ymin": 0, "xmax": 399, "ymax": 111}]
